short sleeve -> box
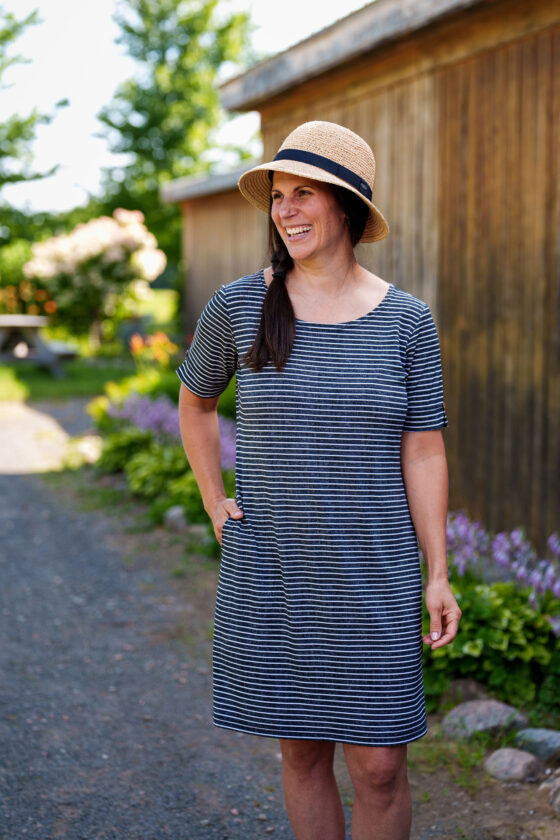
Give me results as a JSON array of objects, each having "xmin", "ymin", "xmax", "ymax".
[
  {"xmin": 176, "ymin": 287, "xmax": 237, "ymax": 397},
  {"xmin": 403, "ymin": 305, "xmax": 448, "ymax": 431}
]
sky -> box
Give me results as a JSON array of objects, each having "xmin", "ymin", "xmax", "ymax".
[{"xmin": 1, "ymin": 0, "xmax": 370, "ymax": 213}]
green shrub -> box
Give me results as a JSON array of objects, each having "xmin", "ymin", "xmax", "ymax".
[
  {"xmin": 423, "ymin": 576, "xmax": 560, "ymax": 714},
  {"xmin": 158, "ymin": 467, "xmax": 236, "ymax": 525},
  {"xmin": 105, "ymin": 369, "xmax": 179, "ymax": 404},
  {"xmin": 125, "ymin": 442, "xmax": 187, "ymax": 499},
  {"xmin": 217, "ymin": 376, "xmax": 236, "ymax": 419},
  {"xmin": 96, "ymin": 427, "xmax": 154, "ymax": 474},
  {"xmin": 166, "ymin": 471, "xmax": 207, "ymax": 523}
]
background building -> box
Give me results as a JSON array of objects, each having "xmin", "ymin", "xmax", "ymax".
[{"xmin": 163, "ymin": 0, "xmax": 560, "ymax": 546}]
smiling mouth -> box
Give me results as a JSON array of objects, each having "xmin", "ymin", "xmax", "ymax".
[{"xmin": 286, "ymin": 225, "xmax": 312, "ymax": 239}]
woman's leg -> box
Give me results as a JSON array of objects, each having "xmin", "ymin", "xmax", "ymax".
[
  {"xmin": 279, "ymin": 739, "xmax": 345, "ymax": 840},
  {"xmin": 342, "ymin": 743, "xmax": 411, "ymax": 840}
]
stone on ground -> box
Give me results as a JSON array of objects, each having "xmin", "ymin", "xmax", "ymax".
[
  {"xmin": 484, "ymin": 748, "xmax": 543, "ymax": 782},
  {"xmin": 442, "ymin": 700, "xmax": 528, "ymax": 739},
  {"xmin": 164, "ymin": 504, "xmax": 188, "ymax": 531},
  {"xmin": 549, "ymin": 778, "xmax": 560, "ymax": 816},
  {"xmin": 514, "ymin": 729, "xmax": 560, "ymax": 764},
  {"xmin": 440, "ymin": 678, "xmax": 490, "ymax": 706}
]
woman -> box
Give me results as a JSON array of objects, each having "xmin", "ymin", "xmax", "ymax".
[{"xmin": 177, "ymin": 121, "xmax": 461, "ymax": 840}]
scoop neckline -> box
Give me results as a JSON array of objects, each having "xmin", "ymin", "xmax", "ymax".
[{"xmin": 257, "ymin": 270, "xmax": 394, "ymax": 327}]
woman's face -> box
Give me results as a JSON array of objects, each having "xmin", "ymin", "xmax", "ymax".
[{"xmin": 270, "ymin": 172, "xmax": 349, "ymax": 262}]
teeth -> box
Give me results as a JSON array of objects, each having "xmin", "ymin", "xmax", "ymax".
[{"xmin": 286, "ymin": 225, "xmax": 312, "ymax": 235}]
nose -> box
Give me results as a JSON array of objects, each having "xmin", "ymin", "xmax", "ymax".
[{"xmin": 278, "ymin": 195, "xmax": 297, "ymax": 219}]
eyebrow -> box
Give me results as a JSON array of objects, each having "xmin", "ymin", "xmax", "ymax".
[{"xmin": 270, "ymin": 183, "xmax": 314, "ymax": 194}]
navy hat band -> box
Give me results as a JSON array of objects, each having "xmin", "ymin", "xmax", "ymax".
[{"xmin": 273, "ymin": 149, "xmax": 372, "ymax": 201}]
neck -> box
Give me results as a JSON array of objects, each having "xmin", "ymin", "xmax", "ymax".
[{"xmin": 289, "ymin": 243, "xmax": 359, "ymax": 294}]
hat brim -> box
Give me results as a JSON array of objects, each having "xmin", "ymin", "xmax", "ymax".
[{"xmin": 238, "ymin": 159, "xmax": 389, "ymax": 243}]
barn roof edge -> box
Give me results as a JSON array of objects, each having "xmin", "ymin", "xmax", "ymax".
[{"xmin": 220, "ymin": 0, "xmax": 485, "ymax": 111}]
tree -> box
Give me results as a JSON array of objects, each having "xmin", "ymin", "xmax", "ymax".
[
  {"xmin": 0, "ymin": 6, "xmax": 65, "ymax": 192},
  {"xmin": 97, "ymin": 0, "xmax": 252, "ymax": 287}
]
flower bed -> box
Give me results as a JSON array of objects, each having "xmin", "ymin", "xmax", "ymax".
[
  {"xmin": 89, "ymin": 387, "xmax": 560, "ymax": 721},
  {"xmin": 91, "ymin": 389, "xmax": 235, "ymax": 538},
  {"xmin": 423, "ymin": 512, "xmax": 560, "ymax": 719}
]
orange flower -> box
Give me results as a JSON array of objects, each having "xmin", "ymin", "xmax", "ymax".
[
  {"xmin": 129, "ymin": 333, "xmax": 145, "ymax": 354},
  {"xmin": 27, "ymin": 304, "xmax": 39, "ymax": 315},
  {"xmin": 44, "ymin": 300, "xmax": 57, "ymax": 314}
]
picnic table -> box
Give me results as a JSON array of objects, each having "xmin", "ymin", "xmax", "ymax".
[{"xmin": 0, "ymin": 314, "xmax": 77, "ymax": 377}]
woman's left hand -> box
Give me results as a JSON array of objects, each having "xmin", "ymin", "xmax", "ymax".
[{"xmin": 423, "ymin": 579, "xmax": 462, "ymax": 650}]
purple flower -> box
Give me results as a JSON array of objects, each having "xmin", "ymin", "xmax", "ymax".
[
  {"xmin": 218, "ymin": 415, "xmax": 236, "ymax": 470},
  {"xmin": 544, "ymin": 564, "xmax": 557, "ymax": 588},
  {"xmin": 515, "ymin": 566, "xmax": 529, "ymax": 584},
  {"xmin": 108, "ymin": 393, "xmax": 236, "ymax": 470},
  {"xmin": 529, "ymin": 591, "xmax": 538, "ymax": 609},
  {"xmin": 548, "ymin": 616, "xmax": 560, "ymax": 637},
  {"xmin": 528, "ymin": 569, "xmax": 541, "ymax": 587},
  {"xmin": 547, "ymin": 533, "xmax": 560, "ymax": 558}
]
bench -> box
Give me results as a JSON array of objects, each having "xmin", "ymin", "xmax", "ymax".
[{"xmin": 0, "ymin": 314, "xmax": 78, "ymax": 378}]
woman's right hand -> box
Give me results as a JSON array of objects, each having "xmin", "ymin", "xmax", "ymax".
[{"xmin": 209, "ymin": 498, "xmax": 244, "ymax": 545}]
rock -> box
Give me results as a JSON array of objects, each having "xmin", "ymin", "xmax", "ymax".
[
  {"xmin": 538, "ymin": 774, "xmax": 557, "ymax": 793},
  {"xmin": 186, "ymin": 524, "xmax": 213, "ymax": 545},
  {"xmin": 442, "ymin": 700, "xmax": 528, "ymax": 739},
  {"xmin": 484, "ymin": 748, "xmax": 543, "ymax": 782},
  {"xmin": 484, "ymin": 824, "xmax": 540, "ymax": 840},
  {"xmin": 514, "ymin": 729, "xmax": 560, "ymax": 765},
  {"xmin": 550, "ymin": 778, "xmax": 560, "ymax": 816},
  {"xmin": 440, "ymin": 678, "xmax": 490, "ymax": 706},
  {"xmin": 164, "ymin": 505, "xmax": 188, "ymax": 531}
]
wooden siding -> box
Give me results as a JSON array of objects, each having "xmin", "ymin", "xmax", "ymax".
[
  {"xmin": 181, "ymin": 189, "xmax": 266, "ymax": 334},
  {"xmin": 254, "ymin": 8, "xmax": 559, "ymax": 544},
  {"xmin": 259, "ymin": 74, "xmax": 440, "ymax": 312},
  {"xmin": 176, "ymin": 0, "xmax": 559, "ymax": 544},
  {"xmin": 438, "ymin": 27, "xmax": 560, "ymax": 542}
]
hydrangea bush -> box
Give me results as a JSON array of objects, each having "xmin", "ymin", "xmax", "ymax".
[{"xmin": 23, "ymin": 209, "xmax": 166, "ymax": 338}]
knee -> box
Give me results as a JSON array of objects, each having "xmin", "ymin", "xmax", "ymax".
[
  {"xmin": 344, "ymin": 745, "xmax": 407, "ymax": 795},
  {"xmin": 280, "ymin": 740, "xmax": 335, "ymax": 779}
]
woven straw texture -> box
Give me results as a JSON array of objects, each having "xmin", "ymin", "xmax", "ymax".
[{"xmin": 238, "ymin": 121, "xmax": 389, "ymax": 243}]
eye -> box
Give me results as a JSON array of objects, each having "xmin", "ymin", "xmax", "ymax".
[{"xmin": 271, "ymin": 192, "xmax": 282, "ymax": 202}]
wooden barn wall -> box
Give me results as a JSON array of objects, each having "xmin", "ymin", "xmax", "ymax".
[
  {"xmin": 261, "ymin": 77, "xmax": 440, "ymax": 312},
  {"xmin": 255, "ymin": 6, "xmax": 559, "ymax": 544},
  {"xmin": 181, "ymin": 189, "xmax": 267, "ymax": 334},
  {"xmin": 438, "ymin": 27, "xmax": 560, "ymax": 544}
]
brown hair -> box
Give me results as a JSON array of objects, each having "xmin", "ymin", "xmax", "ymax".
[{"xmin": 243, "ymin": 184, "xmax": 369, "ymax": 372}]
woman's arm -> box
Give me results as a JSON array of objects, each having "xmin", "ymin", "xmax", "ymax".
[
  {"xmin": 400, "ymin": 429, "xmax": 461, "ymax": 650},
  {"xmin": 178, "ymin": 383, "xmax": 243, "ymax": 544}
]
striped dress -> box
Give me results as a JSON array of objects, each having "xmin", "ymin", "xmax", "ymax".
[{"xmin": 176, "ymin": 270, "xmax": 448, "ymax": 745}]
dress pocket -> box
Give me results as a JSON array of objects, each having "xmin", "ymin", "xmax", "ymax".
[{"xmin": 221, "ymin": 515, "xmax": 239, "ymax": 550}]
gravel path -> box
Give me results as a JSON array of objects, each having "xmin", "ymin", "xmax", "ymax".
[
  {"xmin": 3, "ymin": 400, "xmax": 556, "ymax": 840},
  {"xmin": 0, "ymin": 401, "xmax": 299, "ymax": 840}
]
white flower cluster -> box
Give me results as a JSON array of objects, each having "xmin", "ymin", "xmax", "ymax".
[{"xmin": 24, "ymin": 209, "xmax": 166, "ymax": 282}]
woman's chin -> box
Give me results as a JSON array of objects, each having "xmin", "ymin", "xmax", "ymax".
[{"xmin": 285, "ymin": 238, "xmax": 316, "ymax": 260}]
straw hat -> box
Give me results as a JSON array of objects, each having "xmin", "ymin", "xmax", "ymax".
[{"xmin": 238, "ymin": 120, "xmax": 389, "ymax": 243}]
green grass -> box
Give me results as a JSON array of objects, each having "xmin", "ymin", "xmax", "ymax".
[
  {"xmin": 133, "ymin": 289, "xmax": 178, "ymax": 326},
  {"xmin": 1, "ymin": 289, "xmax": 181, "ymax": 402},
  {"xmin": 408, "ymin": 726, "xmax": 489, "ymax": 793},
  {"xmin": 0, "ymin": 357, "xmax": 137, "ymax": 401}
]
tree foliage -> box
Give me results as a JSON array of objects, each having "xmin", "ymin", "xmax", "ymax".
[
  {"xmin": 97, "ymin": 0, "xmax": 252, "ymax": 287},
  {"xmin": 0, "ymin": 6, "xmax": 64, "ymax": 191}
]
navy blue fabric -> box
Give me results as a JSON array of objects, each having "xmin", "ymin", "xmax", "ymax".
[
  {"xmin": 176, "ymin": 270, "xmax": 448, "ymax": 745},
  {"xmin": 273, "ymin": 148, "xmax": 373, "ymax": 199}
]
